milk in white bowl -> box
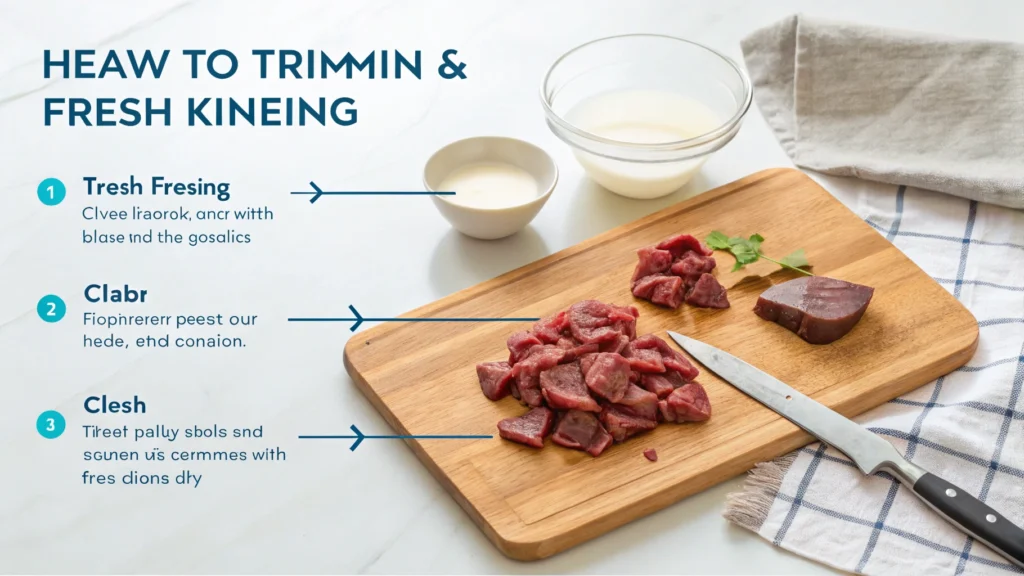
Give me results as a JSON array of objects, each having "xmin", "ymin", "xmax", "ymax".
[
  {"xmin": 424, "ymin": 137, "xmax": 558, "ymax": 240},
  {"xmin": 438, "ymin": 161, "xmax": 540, "ymax": 209},
  {"xmin": 565, "ymin": 90, "xmax": 722, "ymax": 199}
]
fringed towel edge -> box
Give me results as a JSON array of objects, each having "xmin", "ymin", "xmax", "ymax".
[{"xmin": 723, "ymin": 452, "xmax": 799, "ymax": 533}]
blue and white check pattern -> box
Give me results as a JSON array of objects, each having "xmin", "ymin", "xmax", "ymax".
[{"xmin": 744, "ymin": 175, "xmax": 1024, "ymax": 575}]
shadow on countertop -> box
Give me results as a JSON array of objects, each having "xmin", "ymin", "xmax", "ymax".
[
  {"xmin": 562, "ymin": 173, "xmax": 712, "ymax": 243},
  {"xmin": 427, "ymin": 226, "xmax": 550, "ymax": 298}
]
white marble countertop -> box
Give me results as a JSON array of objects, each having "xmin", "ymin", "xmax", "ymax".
[{"xmin": 1, "ymin": 0, "xmax": 1020, "ymax": 573}]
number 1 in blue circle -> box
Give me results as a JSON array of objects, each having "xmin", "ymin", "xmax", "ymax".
[
  {"xmin": 37, "ymin": 410, "xmax": 66, "ymax": 439},
  {"xmin": 37, "ymin": 178, "xmax": 66, "ymax": 206}
]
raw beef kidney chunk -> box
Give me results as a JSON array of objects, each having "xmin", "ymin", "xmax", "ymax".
[
  {"xmin": 611, "ymin": 384, "xmax": 660, "ymax": 421},
  {"xmin": 632, "ymin": 274, "xmax": 686, "ymax": 309},
  {"xmin": 507, "ymin": 330, "xmax": 543, "ymax": 364},
  {"xmin": 540, "ymin": 362, "xmax": 601, "ymax": 412},
  {"xmin": 476, "ymin": 361, "xmax": 514, "ymax": 401},
  {"xmin": 685, "ymin": 273, "xmax": 730, "ymax": 309},
  {"xmin": 671, "ymin": 251, "xmax": 717, "ymax": 286},
  {"xmin": 480, "ymin": 299, "xmax": 713, "ymax": 457},
  {"xmin": 622, "ymin": 343, "xmax": 665, "ymax": 373},
  {"xmin": 656, "ymin": 233, "xmax": 713, "ymax": 258},
  {"xmin": 497, "ymin": 407, "xmax": 554, "ymax": 448},
  {"xmin": 624, "ymin": 334, "xmax": 699, "ymax": 380},
  {"xmin": 600, "ymin": 384, "xmax": 660, "ymax": 442},
  {"xmin": 556, "ymin": 338, "xmax": 600, "ymax": 362},
  {"xmin": 567, "ymin": 300, "xmax": 638, "ymax": 344},
  {"xmin": 630, "ymin": 233, "xmax": 727, "ymax": 310},
  {"xmin": 515, "ymin": 371, "xmax": 544, "ymax": 407},
  {"xmin": 598, "ymin": 334, "xmax": 631, "ymax": 355},
  {"xmin": 609, "ymin": 303, "xmax": 640, "ymax": 340},
  {"xmin": 631, "ymin": 246, "xmax": 673, "ymax": 283},
  {"xmin": 649, "ymin": 275, "xmax": 687, "ymax": 309},
  {"xmin": 513, "ymin": 345, "xmax": 566, "ymax": 377},
  {"xmin": 600, "ymin": 406, "xmax": 658, "ymax": 442},
  {"xmin": 532, "ymin": 311, "xmax": 570, "ymax": 344},
  {"xmin": 512, "ymin": 346, "xmax": 567, "ymax": 407},
  {"xmin": 584, "ymin": 353, "xmax": 632, "ymax": 403},
  {"xmin": 551, "ymin": 410, "xmax": 614, "ymax": 456},
  {"xmin": 659, "ymin": 382, "xmax": 712, "ymax": 423},
  {"xmin": 640, "ymin": 370, "xmax": 687, "ymax": 399}
]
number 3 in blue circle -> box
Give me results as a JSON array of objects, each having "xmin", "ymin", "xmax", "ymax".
[
  {"xmin": 37, "ymin": 410, "xmax": 66, "ymax": 439},
  {"xmin": 37, "ymin": 294, "xmax": 66, "ymax": 323}
]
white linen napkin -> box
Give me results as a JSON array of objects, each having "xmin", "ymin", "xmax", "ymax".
[
  {"xmin": 726, "ymin": 15, "xmax": 1024, "ymax": 576},
  {"xmin": 740, "ymin": 15, "xmax": 1024, "ymax": 210}
]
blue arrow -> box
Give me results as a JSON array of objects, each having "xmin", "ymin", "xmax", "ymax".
[
  {"xmin": 288, "ymin": 305, "xmax": 539, "ymax": 332},
  {"xmin": 299, "ymin": 425, "xmax": 492, "ymax": 451},
  {"xmin": 292, "ymin": 181, "xmax": 456, "ymax": 204}
]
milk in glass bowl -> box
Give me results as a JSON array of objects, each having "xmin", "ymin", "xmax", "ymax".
[{"xmin": 541, "ymin": 34, "xmax": 752, "ymax": 199}]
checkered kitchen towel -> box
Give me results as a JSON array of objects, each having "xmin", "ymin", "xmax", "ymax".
[
  {"xmin": 726, "ymin": 16, "xmax": 1024, "ymax": 576},
  {"xmin": 724, "ymin": 178, "xmax": 1024, "ymax": 575}
]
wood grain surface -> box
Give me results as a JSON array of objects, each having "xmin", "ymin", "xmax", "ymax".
[{"xmin": 343, "ymin": 168, "xmax": 979, "ymax": 560}]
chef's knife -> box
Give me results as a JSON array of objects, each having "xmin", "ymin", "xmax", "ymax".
[{"xmin": 668, "ymin": 331, "xmax": 1024, "ymax": 569}]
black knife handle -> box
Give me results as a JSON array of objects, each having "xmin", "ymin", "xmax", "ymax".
[{"xmin": 913, "ymin": 473, "xmax": 1024, "ymax": 567}]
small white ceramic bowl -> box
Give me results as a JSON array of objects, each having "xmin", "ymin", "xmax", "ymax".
[{"xmin": 424, "ymin": 137, "xmax": 558, "ymax": 240}]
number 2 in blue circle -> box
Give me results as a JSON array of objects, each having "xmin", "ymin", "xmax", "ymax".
[
  {"xmin": 37, "ymin": 295, "xmax": 66, "ymax": 322},
  {"xmin": 37, "ymin": 410, "xmax": 66, "ymax": 439},
  {"xmin": 37, "ymin": 178, "xmax": 66, "ymax": 206}
]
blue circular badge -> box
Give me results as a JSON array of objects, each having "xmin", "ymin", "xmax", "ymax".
[
  {"xmin": 37, "ymin": 410, "xmax": 66, "ymax": 439},
  {"xmin": 37, "ymin": 294, "xmax": 66, "ymax": 323},
  {"xmin": 37, "ymin": 178, "xmax": 66, "ymax": 206}
]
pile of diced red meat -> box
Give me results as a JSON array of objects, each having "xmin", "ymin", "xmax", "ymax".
[
  {"xmin": 476, "ymin": 300, "xmax": 712, "ymax": 457},
  {"xmin": 631, "ymin": 233, "xmax": 729, "ymax": 309}
]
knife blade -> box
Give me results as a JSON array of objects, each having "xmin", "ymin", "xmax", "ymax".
[{"xmin": 668, "ymin": 331, "xmax": 1024, "ymax": 569}]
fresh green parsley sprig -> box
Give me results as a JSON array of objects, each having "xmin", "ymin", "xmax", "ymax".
[{"xmin": 705, "ymin": 231, "xmax": 813, "ymax": 276}]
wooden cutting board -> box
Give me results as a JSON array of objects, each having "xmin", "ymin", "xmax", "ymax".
[{"xmin": 344, "ymin": 168, "xmax": 978, "ymax": 560}]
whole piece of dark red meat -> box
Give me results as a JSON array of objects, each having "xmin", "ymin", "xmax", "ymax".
[
  {"xmin": 497, "ymin": 406, "xmax": 554, "ymax": 448},
  {"xmin": 753, "ymin": 276, "xmax": 874, "ymax": 344}
]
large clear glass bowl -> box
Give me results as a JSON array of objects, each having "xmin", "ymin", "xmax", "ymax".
[{"xmin": 541, "ymin": 34, "xmax": 752, "ymax": 199}]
